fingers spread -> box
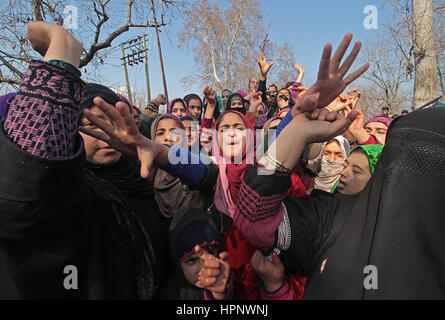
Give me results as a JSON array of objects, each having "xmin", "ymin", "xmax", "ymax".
[
  {"xmin": 318, "ymin": 43, "xmax": 332, "ymax": 79},
  {"xmin": 82, "ymin": 108, "xmax": 114, "ymax": 136},
  {"xmin": 338, "ymin": 41, "xmax": 362, "ymax": 77},
  {"xmin": 330, "ymin": 33, "xmax": 353, "ymax": 73},
  {"xmin": 344, "ymin": 63, "xmax": 370, "ymax": 85},
  {"xmin": 78, "ymin": 126, "xmax": 110, "ymax": 142}
]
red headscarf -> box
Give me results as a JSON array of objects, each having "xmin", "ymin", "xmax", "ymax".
[{"xmin": 212, "ymin": 110, "xmax": 256, "ymax": 218}]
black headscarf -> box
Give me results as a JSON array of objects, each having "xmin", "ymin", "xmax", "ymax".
[
  {"xmin": 80, "ymin": 84, "xmax": 158, "ymax": 299},
  {"xmin": 283, "ymin": 107, "xmax": 445, "ymax": 299},
  {"xmin": 158, "ymin": 208, "xmax": 220, "ymax": 300},
  {"xmin": 225, "ymin": 93, "xmax": 247, "ymax": 115}
]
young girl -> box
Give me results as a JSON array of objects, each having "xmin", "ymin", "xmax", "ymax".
[
  {"xmin": 159, "ymin": 208, "xmax": 232, "ymax": 300},
  {"xmin": 150, "ymin": 114, "xmax": 209, "ymax": 218}
]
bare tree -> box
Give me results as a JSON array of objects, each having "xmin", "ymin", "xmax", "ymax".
[
  {"xmin": 412, "ymin": 0, "xmax": 439, "ymax": 107},
  {"xmin": 0, "ymin": 0, "xmax": 176, "ymax": 89},
  {"xmin": 179, "ymin": 0, "xmax": 262, "ymax": 91},
  {"xmin": 384, "ymin": 0, "xmax": 443, "ymax": 108},
  {"xmin": 178, "ymin": 0, "xmax": 296, "ymax": 92},
  {"xmin": 359, "ymin": 35, "xmax": 412, "ymax": 114}
]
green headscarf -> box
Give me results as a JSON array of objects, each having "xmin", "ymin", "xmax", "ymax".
[{"xmin": 331, "ymin": 144, "xmax": 384, "ymax": 194}]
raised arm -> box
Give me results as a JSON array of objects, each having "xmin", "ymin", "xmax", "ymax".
[
  {"xmin": 4, "ymin": 21, "xmax": 84, "ymax": 159},
  {"xmin": 201, "ymin": 86, "xmax": 217, "ymax": 129},
  {"xmin": 142, "ymin": 94, "xmax": 168, "ymax": 118},
  {"xmin": 234, "ymin": 33, "xmax": 369, "ymax": 253},
  {"xmin": 255, "ymin": 52, "xmax": 274, "ymax": 103}
]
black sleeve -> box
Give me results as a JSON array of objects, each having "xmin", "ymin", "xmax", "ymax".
[
  {"xmin": 280, "ymin": 190, "xmax": 344, "ymax": 278},
  {"xmin": 259, "ymin": 79, "xmax": 268, "ymax": 104}
]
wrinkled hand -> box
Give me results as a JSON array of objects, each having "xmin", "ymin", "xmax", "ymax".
[
  {"xmin": 291, "ymin": 33, "xmax": 369, "ymax": 117},
  {"xmin": 251, "ymin": 250, "xmax": 285, "ymax": 293},
  {"xmin": 80, "ymin": 97, "xmax": 162, "ymax": 178},
  {"xmin": 155, "ymin": 94, "xmax": 168, "ymax": 105},
  {"xmin": 195, "ymin": 245, "xmax": 230, "ymax": 300},
  {"xmin": 255, "ymin": 52, "xmax": 274, "ymax": 76},
  {"xmin": 203, "ymin": 86, "xmax": 217, "ymax": 106}
]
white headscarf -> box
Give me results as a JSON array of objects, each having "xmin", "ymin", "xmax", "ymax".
[{"xmin": 313, "ymin": 136, "xmax": 350, "ymax": 192}]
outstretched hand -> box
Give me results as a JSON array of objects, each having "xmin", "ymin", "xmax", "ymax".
[
  {"xmin": 291, "ymin": 33, "xmax": 369, "ymax": 117},
  {"xmin": 80, "ymin": 97, "xmax": 166, "ymax": 178},
  {"xmin": 255, "ymin": 52, "xmax": 274, "ymax": 77},
  {"xmin": 194, "ymin": 245, "xmax": 230, "ymax": 300}
]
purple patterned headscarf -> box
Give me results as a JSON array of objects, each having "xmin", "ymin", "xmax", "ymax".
[
  {"xmin": 0, "ymin": 93, "xmax": 16, "ymax": 119},
  {"xmin": 365, "ymin": 115, "xmax": 392, "ymax": 128}
]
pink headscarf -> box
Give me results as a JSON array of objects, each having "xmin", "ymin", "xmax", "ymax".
[
  {"xmin": 168, "ymin": 98, "xmax": 189, "ymax": 116},
  {"xmin": 365, "ymin": 115, "xmax": 392, "ymax": 128},
  {"xmin": 212, "ymin": 110, "xmax": 256, "ymax": 218}
]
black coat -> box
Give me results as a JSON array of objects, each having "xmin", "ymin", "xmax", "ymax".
[{"xmin": 0, "ymin": 124, "xmax": 165, "ymax": 299}]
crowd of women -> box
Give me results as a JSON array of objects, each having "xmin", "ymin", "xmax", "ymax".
[{"xmin": 0, "ymin": 21, "xmax": 444, "ymax": 300}]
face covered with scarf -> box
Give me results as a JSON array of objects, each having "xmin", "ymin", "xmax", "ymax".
[
  {"xmin": 212, "ymin": 110, "xmax": 255, "ymax": 218},
  {"xmin": 315, "ymin": 136, "xmax": 350, "ymax": 192},
  {"xmin": 334, "ymin": 144, "xmax": 383, "ymax": 196}
]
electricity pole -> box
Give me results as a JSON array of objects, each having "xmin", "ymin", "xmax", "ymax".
[
  {"xmin": 142, "ymin": 33, "xmax": 152, "ymax": 102},
  {"xmin": 120, "ymin": 35, "xmax": 150, "ymax": 105},
  {"xmin": 151, "ymin": 0, "xmax": 168, "ymax": 102},
  {"xmin": 121, "ymin": 43, "xmax": 133, "ymax": 105}
]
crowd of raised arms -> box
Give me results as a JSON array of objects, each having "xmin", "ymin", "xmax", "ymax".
[{"xmin": 0, "ymin": 21, "xmax": 444, "ymax": 300}]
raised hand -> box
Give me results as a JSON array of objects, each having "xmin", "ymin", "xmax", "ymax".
[
  {"xmin": 194, "ymin": 245, "xmax": 230, "ymax": 300},
  {"xmin": 292, "ymin": 33, "xmax": 369, "ymax": 117},
  {"xmin": 80, "ymin": 97, "xmax": 167, "ymax": 178},
  {"xmin": 28, "ymin": 21, "xmax": 83, "ymax": 67},
  {"xmin": 155, "ymin": 94, "xmax": 168, "ymax": 105},
  {"xmin": 249, "ymin": 91, "xmax": 263, "ymax": 109},
  {"xmin": 347, "ymin": 89, "xmax": 361, "ymax": 109},
  {"xmin": 255, "ymin": 52, "xmax": 274, "ymax": 78},
  {"xmin": 294, "ymin": 63, "xmax": 306, "ymax": 83},
  {"xmin": 203, "ymin": 86, "xmax": 217, "ymax": 106},
  {"xmin": 251, "ymin": 250, "xmax": 285, "ymax": 293}
]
